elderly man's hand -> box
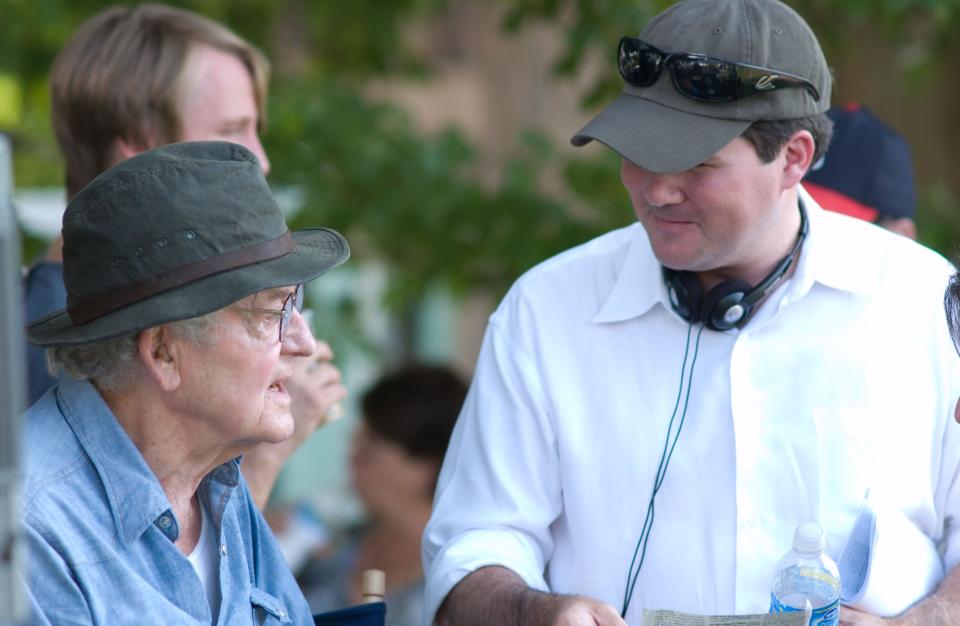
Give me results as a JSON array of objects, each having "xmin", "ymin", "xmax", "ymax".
[
  {"xmin": 242, "ymin": 339, "xmax": 346, "ymax": 509},
  {"xmin": 287, "ymin": 340, "xmax": 347, "ymax": 439},
  {"xmin": 840, "ymin": 606, "xmax": 901, "ymax": 626}
]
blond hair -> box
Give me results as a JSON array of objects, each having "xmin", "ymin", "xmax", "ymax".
[{"xmin": 50, "ymin": 3, "xmax": 269, "ymax": 198}]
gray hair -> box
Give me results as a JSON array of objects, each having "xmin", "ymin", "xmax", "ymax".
[{"xmin": 47, "ymin": 311, "xmax": 221, "ymax": 392}]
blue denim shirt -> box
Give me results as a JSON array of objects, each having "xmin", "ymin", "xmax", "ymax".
[{"xmin": 20, "ymin": 375, "xmax": 314, "ymax": 625}]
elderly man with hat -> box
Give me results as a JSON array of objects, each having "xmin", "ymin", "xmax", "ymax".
[
  {"xmin": 23, "ymin": 4, "xmax": 348, "ymax": 512},
  {"xmin": 20, "ymin": 141, "xmax": 348, "ymax": 625},
  {"xmin": 422, "ymin": 1, "xmax": 960, "ymax": 625}
]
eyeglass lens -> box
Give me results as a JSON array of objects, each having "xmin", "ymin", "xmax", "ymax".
[
  {"xmin": 620, "ymin": 39, "xmax": 739, "ymax": 100},
  {"xmin": 279, "ymin": 285, "xmax": 302, "ymax": 341},
  {"xmin": 619, "ymin": 41, "xmax": 661, "ymax": 86},
  {"xmin": 618, "ymin": 37, "xmax": 816, "ymax": 103},
  {"xmin": 670, "ymin": 56, "xmax": 738, "ymax": 100}
]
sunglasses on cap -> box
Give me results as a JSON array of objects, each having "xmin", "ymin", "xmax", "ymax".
[{"xmin": 618, "ymin": 37, "xmax": 821, "ymax": 104}]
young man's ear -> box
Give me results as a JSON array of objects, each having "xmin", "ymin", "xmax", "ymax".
[
  {"xmin": 780, "ymin": 129, "xmax": 816, "ymax": 190},
  {"xmin": 109, "ymin": 135, "xmax": 150, "ymax": 166},
  {"xmin": 137, "ymin": 325, "xmax": 182, "ymax": 391}
]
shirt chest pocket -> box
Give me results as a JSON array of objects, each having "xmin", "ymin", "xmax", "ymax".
[{"xmin": 250, "ymin": 587, "xmax": 293, "ymax": 624}]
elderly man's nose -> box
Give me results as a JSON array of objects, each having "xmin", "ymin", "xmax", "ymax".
[{"xmin": 282, "ymin": 309, "xmax": 316, "ymax": 357}]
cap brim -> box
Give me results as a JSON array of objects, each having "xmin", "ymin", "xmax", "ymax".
[
  {"xmin": 27, "ymin": 227, "xmax": 349, "ymax": 347},
  {"xmin": 571, "ymin": 91, "xmax": 752, "ymax": 174}
]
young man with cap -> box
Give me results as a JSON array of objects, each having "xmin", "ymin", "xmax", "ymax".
[
  {"xmin": 23, "ymin": 3, "xmax": 345, "ymax": 509},
  {"xmin": 20, "ymin": 141, "xmax": 349, "ymax": 624},
  {"xmin": 422, "ymin": 1, "xmax": 960, "ymax": 625},
  {"xmin": 804, "ymin": 103, "xmax": 918, "ymax": 239}
]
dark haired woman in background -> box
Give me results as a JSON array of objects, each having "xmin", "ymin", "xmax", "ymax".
[{"xmin": 298, "ymin": 364, "xmax": 467, "ymax": 625}]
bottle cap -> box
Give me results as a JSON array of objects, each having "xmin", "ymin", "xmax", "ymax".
[
  {"xmin": 360, "ymin": 569, "xmax": 386, "ymax": 603},
  {"xmin": 792, "ymin": 522, "xmax": 826, "ymax": 554}
]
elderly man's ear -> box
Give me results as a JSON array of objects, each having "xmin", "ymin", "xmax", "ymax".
[{"xmin": 138, "ymin": 326, "xmax": 183, "ymax": 391}]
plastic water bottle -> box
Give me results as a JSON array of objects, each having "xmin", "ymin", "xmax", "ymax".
[{"xmin": 769, "ymin": 522, "xmax": 841, "ymax": 626}]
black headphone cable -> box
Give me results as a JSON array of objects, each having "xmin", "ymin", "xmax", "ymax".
[{"xmin": 621, "ymin": 321, "xmax": 705, "ymax": 618}]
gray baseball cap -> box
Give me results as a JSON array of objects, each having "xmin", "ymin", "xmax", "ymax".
[{"xmin": 571, "ymin": 0, "xmax": 832, "ymax": 173}]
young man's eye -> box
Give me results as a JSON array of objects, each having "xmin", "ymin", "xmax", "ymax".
[{"xmin": 218, "ymin": 123, "xmax": 247, "ymax": 137}]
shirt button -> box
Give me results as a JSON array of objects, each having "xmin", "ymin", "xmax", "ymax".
[
  {"xmin": 278, "ymin": 610, "xmax": 287, "ymax": 618},
  {"xmin": 220, "ymin": 543, "xmax": 228, "ymax": 557},
  {"xmin": 158, "ymin": 515, "xmax": 171, "ymax": 529}
]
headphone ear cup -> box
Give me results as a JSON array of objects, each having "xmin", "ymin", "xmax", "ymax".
[
  {"xmin": 700, "ymin": 279, "xmax": 752, "ymax": 331},
  {"xmin": 663, "ymin": 269, "xmax": 703, "ymax": 323}
]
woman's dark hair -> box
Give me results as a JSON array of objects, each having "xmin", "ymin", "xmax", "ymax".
[{"xmin": 361, "ymin": 363, "xmax": 467, "ymax": 462}]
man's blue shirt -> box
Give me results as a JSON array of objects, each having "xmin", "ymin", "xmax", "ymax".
[{"xmin": 20, "ymin": 375, "xmax": 314, "ymax": 625}]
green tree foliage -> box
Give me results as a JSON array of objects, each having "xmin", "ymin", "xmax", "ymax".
[
  {"xmin": 3, "ymin": 0, "xmax": 959, "ymax": 316},
  {"xmin": 266, "ymin": 79, "xmax": 600, "ymax": 307}
]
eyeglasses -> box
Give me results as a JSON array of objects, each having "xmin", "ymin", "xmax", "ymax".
[
  {"xmin": 617, "ymin": 37, "xmax": 820, "ymax": 103},
  {"xmin": 235, "ymin": 284, "xmax": 304, "ymax": 342}
]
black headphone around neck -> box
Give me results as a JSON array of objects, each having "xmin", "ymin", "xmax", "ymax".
[{"xmin": 662, "ymin": 200, "xmax": 809, "ymax": 331}]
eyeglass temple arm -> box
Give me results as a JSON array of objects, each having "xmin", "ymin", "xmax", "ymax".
[{"xmin": 738, "ymin": 70, "xmax": 820, "ymax": 101}]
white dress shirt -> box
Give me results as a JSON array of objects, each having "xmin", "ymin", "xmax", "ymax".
[{"xmin": 422, "ymin": 192, "xmax": 960, "ymax": 625}]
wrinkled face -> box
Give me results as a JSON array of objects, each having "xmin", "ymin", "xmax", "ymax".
[
  {"xmin": 349, "ymin": 422, "xmax": 436, "ymax": 518},
  {"xmin": 179, "ymin": 44, "xmax": 270, "ymax": 174},
  {"xmin": 175, "ymin": 286, "xmax": 314, "ymax": 451},
  {"xmin": 620, "ymin": 137, "xmax": 793, "ymax": 285}
]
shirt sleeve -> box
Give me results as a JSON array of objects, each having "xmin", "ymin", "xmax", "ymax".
[
  {"xmin": 938, "ymin": 385, "xmax": 960, "ymax": 572},
  {"xmin": 21, "ymin": 521, "xmax": 93, "ymax": 625},
  {"xmin": 422, "ymin": 309, "xmax": 563, "ymax": 625}
]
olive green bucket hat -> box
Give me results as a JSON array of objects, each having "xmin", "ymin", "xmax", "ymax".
[{"xmin": 28, "ymin": 141, "xmax": 350, "ymax": 346}]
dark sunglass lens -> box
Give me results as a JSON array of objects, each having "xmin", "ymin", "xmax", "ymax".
[
  {"xmin": 619, "ymin": 39, "xmax": 661, "ymax": 87},
  {"xmin": 670, "ymin": 56, "xmax": 739, "ymax": 102}
]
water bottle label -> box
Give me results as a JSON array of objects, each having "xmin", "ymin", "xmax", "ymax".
[{"xmin": 770, "ymin": 593, "xmax": 839, "ymax": 626}]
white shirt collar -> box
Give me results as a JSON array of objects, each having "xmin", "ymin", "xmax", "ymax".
[
  {"xmin": 592, "ymin": 186, "xmax": 885, "ymax": 326},
  {"xmin": 795, "ymin": 184, "xmax": 889, "ymax": 298},
  {"xmin": 592, "ymin": 224, "xmax": 662, "ymax": 324}
]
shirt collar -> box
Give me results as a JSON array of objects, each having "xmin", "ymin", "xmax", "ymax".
[
  {"xmin": 57, "ymin": 376, "xmax": 171, "ymax": 546},
  {"xmin": 56, "ymin": 376, "xmax": 240, "ymax": 546},
  {"xmin": 593, "ymin": 224, "xmax": 664, "ymax": 324},
  {"xmin": 592, "ymin": 188, "xmax": 883, "ymax": 325},
  {"xmin": 793, "ymin": 185, "xmax": 887, "ymax": 297}
]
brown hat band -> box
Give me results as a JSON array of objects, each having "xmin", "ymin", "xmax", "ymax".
[{"xmin": 68, "ymin": 231, "xmax": 295, "ymax": 326}]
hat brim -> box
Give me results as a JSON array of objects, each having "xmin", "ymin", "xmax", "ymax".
[
  {"xmin": 27, "ymin": 227, "xmax": 349, "ymax": 347},
  {"xmin": 571, "ymin": 91, "xmax": 753, "ymax": 174}
]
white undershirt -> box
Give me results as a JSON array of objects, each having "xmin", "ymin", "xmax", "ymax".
[{"xmin": 187, "ymin": 503, "xmax": 222, "ymax": 622}]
